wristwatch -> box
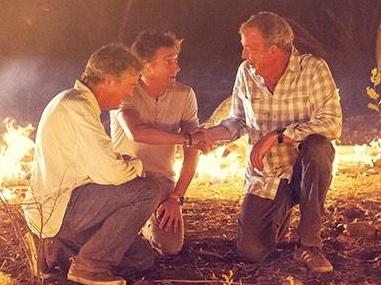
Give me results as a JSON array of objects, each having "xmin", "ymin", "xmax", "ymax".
[
  {"xmin": 275, "ymin": 127, "xmax": 286, "ymax": 144},
  {"xmin": 176, "ymin": 196, "xmax": 186, "ymax": 206},
  {"xmin": 183, "ymin": 133, "xmax": 192, "ymax": 147},
  {"xmin": 170, "ymin": 193, "xmax": 186, "ymax": 206}
]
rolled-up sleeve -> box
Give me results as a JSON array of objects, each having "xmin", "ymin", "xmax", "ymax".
[
  {"xmin": 180, "ymin": 88, "xmax": 199, "ymax": 132},
  {"xmin": 220, "ymin": 64, "xmax": 249, "ymax": 141}
]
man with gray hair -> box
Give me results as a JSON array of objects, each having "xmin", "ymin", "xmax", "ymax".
[
  {"xmin": 24, "ymin": 43, "xmax": 161, "ymax": 285},
  {"xmin": 198, "ymin": 11, "xmax": 342, "ymax": 273}
]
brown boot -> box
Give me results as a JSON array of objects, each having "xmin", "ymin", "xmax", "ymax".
[
  {"xmin": 293, "ymin": 246, "xmax": 333, "ymax": 273},
  {"xmin": 67, "ymin": 257, "xmax": 126, "ymax": 285}
]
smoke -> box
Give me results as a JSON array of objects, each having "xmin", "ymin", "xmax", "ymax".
[{"xmin": 0, "ymin": 56, "xmax": 82, "ymax": 124}]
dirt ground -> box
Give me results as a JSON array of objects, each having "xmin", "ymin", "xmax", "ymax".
[{"xmin": 0, "ymin": 114, "xmax": 381, "ymax": 285}]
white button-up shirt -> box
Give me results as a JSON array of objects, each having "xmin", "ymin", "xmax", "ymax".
[{"xmin": 23, "ymin": 80, "xmax": 143, "ymax": 237}]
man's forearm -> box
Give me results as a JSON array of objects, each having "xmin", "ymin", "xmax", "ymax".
[
  {"xmin": 117, "ymin": 109, "xmax": 189, "ymax": 145},
  {"xmin": 171, "ymin": 147, "xmax": 199, "ymax": 198},
  {"xmin": 132, "ymin": 126, "xmax": 187, "ymax": 145},
  {"xmin": 205, "ymin": 125, "xmax": 233, "ymax": 143}
]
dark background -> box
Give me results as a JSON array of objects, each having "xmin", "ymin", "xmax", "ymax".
[{"xmin": 1, "ymin": 0, "xmax": 380, "ymax": 125}]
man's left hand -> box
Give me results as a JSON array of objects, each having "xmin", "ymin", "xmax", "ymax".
[
  {"xmin": 250, "ymin": 131, "xmax": 278, "ymax": 171},
  {"xmin": 156, "ymin": 198, "xmax": 183, "ymax": 233}
]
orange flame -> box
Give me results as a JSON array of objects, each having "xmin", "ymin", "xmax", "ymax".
[
  {"xmin": 0, "ymin": 118, "xmax": 34, "ymax": 201},
  {"xmin": 0, "ymin": 119, "xmax": 380, "ymax": 201}
]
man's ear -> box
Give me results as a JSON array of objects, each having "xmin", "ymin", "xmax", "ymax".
[
  {"xmin": 142, "ymin": 61, "xmax": 153, "ymax": 75},
  {"xmin": 269, "ymin": 45, "xmax": 279, "ymax": 56},
  {"xmin": 103, "ymin": 74, "xmax": 115, "ymax": 88}
]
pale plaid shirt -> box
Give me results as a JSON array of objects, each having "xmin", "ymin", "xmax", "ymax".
[{"xmin": 221, "ymin": 47, "xmax": 342, "ymax": 200}]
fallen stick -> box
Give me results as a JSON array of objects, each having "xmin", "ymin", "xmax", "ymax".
[{"xmin": 153, "ymin": 279, "xmax": 242, "ymax": 284}]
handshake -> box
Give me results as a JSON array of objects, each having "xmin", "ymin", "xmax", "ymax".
[{"xmin": 183, "ymin": 126, "xmax": 223, "ymax": 153}]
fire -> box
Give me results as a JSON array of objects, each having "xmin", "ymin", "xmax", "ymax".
[
  {"xmin": 335, "ymin": 139, "xmax": 381, "ymax": 169},
  {"xmin": 0, "ymin": 118, "xmax": 34, "ymax": 201},
  {"xmin": 0, "ymin": 118, "xmax": 381, "ymax": 200},
  {"xmin": 174, "ymin": 143, "xmax": 246, "ymax": 183}
]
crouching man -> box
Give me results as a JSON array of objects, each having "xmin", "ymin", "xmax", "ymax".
[
  {"xmin": 23, "ymin": 43, "xmax": 161, "ymax": 285},
  {"xmin": 197, "ymin": 12, "xmax": 342, "ymax": 273},
  {"xmin": 110, "ymin": 31, "xmax": 200, "ymax": 256}
]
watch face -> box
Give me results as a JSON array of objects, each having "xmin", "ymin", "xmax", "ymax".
[{"xmin": 178, "ymin": 196, "xmax": 186, "ymax": 206}]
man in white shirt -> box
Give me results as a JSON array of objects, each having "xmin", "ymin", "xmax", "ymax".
[
  {"xmin": 23, "ymin": 43, "xmax": 161, "ymax": 285},
  {"xmin": 110, "ymin": 31, "xmax": 200, "ymax": 256}
]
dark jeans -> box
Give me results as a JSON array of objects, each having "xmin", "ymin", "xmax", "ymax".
[
  {"xmin": 44, "ymin": 177, "xmax": 161, "ymax": 273},
  {"xmin": 237, "ymin": 134, "xmax": 335, "ymax": 263}
]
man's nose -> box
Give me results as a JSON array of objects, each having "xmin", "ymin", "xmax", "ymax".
[{"xmin": 172, "ymin": 61, "xmax": 180, "ymax": 73}]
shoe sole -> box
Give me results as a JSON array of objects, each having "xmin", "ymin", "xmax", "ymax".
[
  {"xmin": 67, "ymin": 272, "xmax": 126, "ymax": 285},
  {"xmin": 310, "ymin": 266, "xmax": 333, "ymax": 273}
]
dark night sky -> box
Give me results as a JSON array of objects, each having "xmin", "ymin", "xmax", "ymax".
[{"xmin": 1, "ymin": 0, "xmax": 380, "ymax": 125}]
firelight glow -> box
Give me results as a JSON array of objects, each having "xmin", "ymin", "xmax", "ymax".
[
  {"xmin": 0, "ymin": 119, "xmax": 34, "ymax": 200},
  {"xmin": 0, "ymin": 119, "xmax": 381, "ymax": 203}
]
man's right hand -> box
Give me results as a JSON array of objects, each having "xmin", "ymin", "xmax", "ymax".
[{"xmin": 191, "ymin": 128, "xmax": 217, "ymax": 153}]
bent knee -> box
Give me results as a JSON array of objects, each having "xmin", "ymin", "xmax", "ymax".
[{"xmin": 301, "ymin": 135, "xmax": 334, "ymax": 163}]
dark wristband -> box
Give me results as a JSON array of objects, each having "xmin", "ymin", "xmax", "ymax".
[
  {"xmin": 184, "ymin": 132, "xmax": 192, "ymax": 147},
  {"xmin": 276, "ymin": 127, "xmax": 286, "ymax": 144}
]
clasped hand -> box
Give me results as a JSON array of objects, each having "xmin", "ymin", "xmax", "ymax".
[{"xmin": 188, "ymin": 127, "xmax": 217, "ymax": 153}]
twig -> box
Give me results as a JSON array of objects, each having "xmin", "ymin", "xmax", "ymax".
[
  {"xmin": 0, "ymin": 259, "xmax": 6, "ymax": 270},
  {"xmin": 153, "ymin": 279, "xmax": 243, "ymax": 284},
  {"xmin": 194, "ymin": 248, "xmax": 224, "ymax": 259}
]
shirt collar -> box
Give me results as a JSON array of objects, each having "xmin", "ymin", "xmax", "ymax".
[
  {"xmin": 286, "ymin": 45, "xmax": 301, "ymax": 74},
  {"xmin": 74, "ymin": 80, "xmax": 101, "ymax": 116},
  {"xmin": 136, "ymin": 80, "xmax": 172, "ymax": 101}
]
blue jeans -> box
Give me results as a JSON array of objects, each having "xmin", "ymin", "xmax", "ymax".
[
  {"xmin": 237, "ymin": 134, "xmax": 335, "ymax": 262},
  {"xmin": 142, "ymin": 175, "xmax": 184, "ymax": 255},
  {"xmin": 46, "ymin": 177, "xmax": 161, "ymax": 273}
]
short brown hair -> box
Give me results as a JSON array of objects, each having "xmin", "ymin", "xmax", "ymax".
[
  {"xmin": 240, "ymin": 11, "xmax": 294, "ymax": 52},
  {"xmin": 130, "ymin": 31, "xmax": 183, "ymax": 62},
  {"xmin": 81, "ymin": 43, "xmax": 142, "ymax": 85}
]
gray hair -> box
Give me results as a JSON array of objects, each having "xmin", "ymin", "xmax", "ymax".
[
  {"xmin": 240, "ymin": 11, "xmax": 294, "ymax": 52},
  {"xmin": 81, "ymin": 43, "xmax": 142, "ymax": 85}
]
